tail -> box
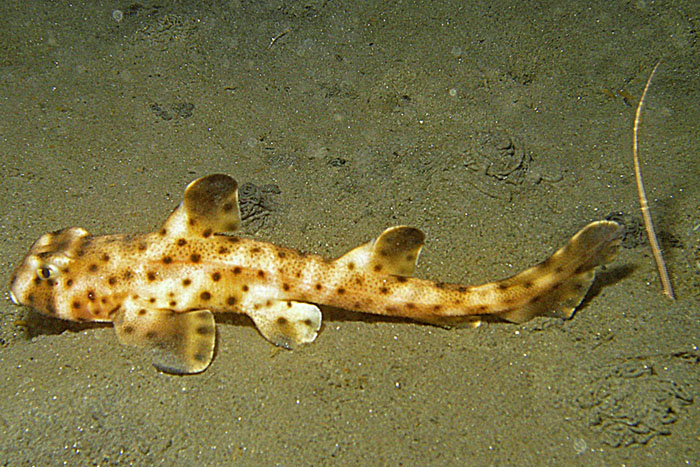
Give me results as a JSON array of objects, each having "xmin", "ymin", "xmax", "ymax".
[{"xmin": 492, "ymin": 220, "xmax": 623, "ymax": 323}]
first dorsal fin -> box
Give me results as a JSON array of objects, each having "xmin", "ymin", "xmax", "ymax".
[
  {"xmin": 161, "ymin": 174, "xmax": 241, "ymax": 238},
  {"xmin": 334, "ymin": 226, "xmax": 425, "ymax": 276}
]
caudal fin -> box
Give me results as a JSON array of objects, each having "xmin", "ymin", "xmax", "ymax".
[{"xmin": 495, "ymin": 220, "xmax": 623, "ymax": 323}]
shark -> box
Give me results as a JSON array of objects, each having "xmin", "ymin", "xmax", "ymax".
[{"xmin": 9, "ymin": 174, "xmax": 623, "ymax": 374}]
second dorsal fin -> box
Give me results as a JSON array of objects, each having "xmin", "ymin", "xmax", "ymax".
[{"xmin": 334, "ymin": 226, "xmax": 425, "ymax": 276}]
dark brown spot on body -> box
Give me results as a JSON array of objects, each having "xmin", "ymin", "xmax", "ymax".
[
  {"xmin": 227, "ymin": 296, "xmax": 236, "ymax": 306},
  {"xmin": 108, "ymin": 276, "xmax": 117, "ymax": 285},
  {"xmin": 211, "ymin": 272, "xmax": 221, "ymax": 282},
  {"xmin": 277, "ymin": 251, "xmax": 286, "ymax": 259},
  {"xmin": 89, "ymin": 264, "xmax": 98, "ymax": 272},
  {"xmin": 380, "ymin": 287, "xmax": 389, "ymax": 294},
  {"xmin": 257, "ymin": 270, "xmax": 265, "ymax": 279},
  {"xmin": 162, "ymin": 256, "xmax": 173, "ymax": 264},
  {"xmin": 337, "ymin": 287, "xmax": 346, "ymax": 295},
  {"xmin": 251, "ymin": 247, "xmax": 261, "ymax": 254},
  {"xmin": 194, "ymin": 353, "xmax": 208, "ymax": 363},
  {"xmin": 218, "ymin": 247, "xmax": 229, "ymax": 254},
  {"xmin": 203, "ymin": 228, "xmax": 213, "ymax": 238},
  {"xmin": 101, "ymin": 253, "xmax": 110, "ymax": 262},
  {"xmin": 190, "ymin": 253, "xmax": 201, "ymax": 263},
  {"xmin": 283, "ymin": 283, "xmax": 290, "ymax": 291},
  {"xmin": 183, "ymin": 278, "xmax": 192, "ymax": 286},
  {"xmin": 242, "ymin": 285, "xmax": 249, "ymax": 292},
  {"xmin": 200, "ymin": 291, "xmax": 211, "ymax": 301},
  {"xmin": 528, "ymin": 294, "xmax": 542, "ymax": 304},
  {"xmin": 177, "ymin": 238, "xmax": 187, "ymax": 246},
  {"xmin": 147, "ymin": 271, "xmax": 157, "ymax": 281},
  {"xmin": 233, "ymin": 267, "xmax": 242, "ymax": 275}
]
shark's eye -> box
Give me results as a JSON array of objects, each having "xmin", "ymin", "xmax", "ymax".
[{"xmin": 36, "ymin": 265, "xmax": 58, "ymax": 280}]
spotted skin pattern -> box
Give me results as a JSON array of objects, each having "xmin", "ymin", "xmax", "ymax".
[{"xmin": 9, "ymin": 175, "xmax": 623, "ymax": 374}]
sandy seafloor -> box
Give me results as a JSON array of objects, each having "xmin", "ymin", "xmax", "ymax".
[{"xmin": 1, "ymin": 0, "xmax": 699, "ymax": 465}]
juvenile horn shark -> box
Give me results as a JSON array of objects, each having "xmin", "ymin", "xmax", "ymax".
[{"xmin": 9, "ymin": 174, "xmax": 623, "ymax": 374}]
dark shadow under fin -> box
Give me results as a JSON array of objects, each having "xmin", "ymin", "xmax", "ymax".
[
  {"xmin": 161, "ymin": 174, "xmax": 241, "ymax": 238},
  {"xmin": 114, "ymin": 304, "xmax": 216, "ymax": 374}
]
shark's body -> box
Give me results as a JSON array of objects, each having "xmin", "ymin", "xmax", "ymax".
[{"xmin": 9, "ymin": 174, "xmax": 623, "ymax": 373}]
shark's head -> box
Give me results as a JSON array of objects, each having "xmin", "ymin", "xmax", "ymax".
[{"xmin": 9, "ymin": 227, "xmax": 93, "ymax": 320}]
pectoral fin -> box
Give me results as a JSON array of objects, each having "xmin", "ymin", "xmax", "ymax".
[
  {"xmin": 247, "ymin": 300, "xmax": 322, "ymax": 349},
  {"xmin": 113, "ymin": 303, "xmax": 216, "ymax": 374}
]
